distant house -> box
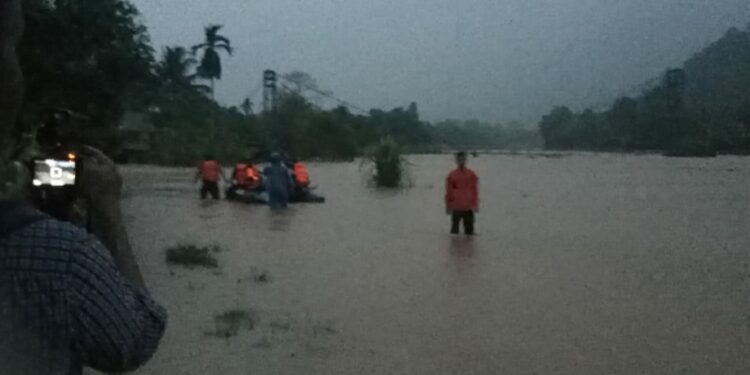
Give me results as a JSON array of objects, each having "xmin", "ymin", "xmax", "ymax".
[{"xmin": 119, "ymin": 112, "xmax": 154, "ymax": 163}]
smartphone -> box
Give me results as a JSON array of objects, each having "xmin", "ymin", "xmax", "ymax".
[{"xmin": 32, "ymin": 159, "xmax": 77, "ymax": 187}]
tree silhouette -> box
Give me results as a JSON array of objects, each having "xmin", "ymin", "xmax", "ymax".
[
  {"xmin": 157, "ymin": 46, "xmax": 209, "ymax": 94},
  {"xmin": 192, "ymin": 24, "xmax": 232, "ymax": 99}
]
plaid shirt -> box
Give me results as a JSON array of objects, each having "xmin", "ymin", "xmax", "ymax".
[{"xmin": 0, "ymin": 211, "xmax": 166, "ymax": 374}]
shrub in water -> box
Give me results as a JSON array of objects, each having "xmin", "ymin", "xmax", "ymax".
[{"xmin": 364, "ymin": 136, "xmax": 408, "ymax": 188}]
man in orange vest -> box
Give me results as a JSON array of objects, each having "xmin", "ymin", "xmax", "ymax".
[
  {"xmin": 291, "ymin": 159, "xmax": 310, "ymax": 188},
  {"xmin": 195, "ymin": 155, "xmax": 225, "ymax": 200},
  {"xmin": 245, "ymin": 163, "xmax": 262, "ymax": 190},
  {"xmin": 228, "ymin": 160, "xmax": 262, "ymax": 193},
  {"xmin": 445, "ymin": 151, "xmax": 479, "ymax": 235}
]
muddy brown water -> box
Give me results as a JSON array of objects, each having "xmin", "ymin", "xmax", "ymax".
[{"xmin": 96, "ymin": 154, "xmax": 750, "ymax": 374}]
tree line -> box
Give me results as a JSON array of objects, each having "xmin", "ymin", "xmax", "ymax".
[
  {"xmin": 539, "ymin": 26, "xmax": 750, "ymax": 156},
  {"xmin": 17, "ymin": 0, "xmax": 537, "ymax": 166}
]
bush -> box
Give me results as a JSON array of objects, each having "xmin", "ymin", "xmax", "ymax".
[{"xmin": 364, "ymin": 136, "xmax": 408, "ymax": 188}]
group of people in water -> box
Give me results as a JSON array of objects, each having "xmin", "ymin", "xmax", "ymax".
[
  {"xmin": 196, "ymin": 152, "xmax": 319, "ymax": 209},
  {"xmin": 197, "ymin": 150, "xmax": 480, "ymax": 233}
]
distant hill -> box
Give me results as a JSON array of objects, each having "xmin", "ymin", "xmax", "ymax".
[
  {"xmin": 683, "ymin": 27, "xmax": 750, "ymax": 124},
  {"xmin": 539, "ymin": 26, "xmax": 750, "ymax": 155}
]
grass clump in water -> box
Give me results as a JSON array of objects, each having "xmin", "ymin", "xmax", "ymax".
[
  {"xmin": 363, "ymin": 136, "xmax": 409, "ymax": 188},
  {"xmin": 210, "ymin": 309, "xmax": 257, "ymax": 338},
  {"xmin": 165, "ymin": 244, "xmax": 220, "ymax": 269}
]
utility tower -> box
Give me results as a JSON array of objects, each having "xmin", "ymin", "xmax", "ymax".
[{"xmin": 262, "ymin": 69, "xmax": 278, "ymax": 113}]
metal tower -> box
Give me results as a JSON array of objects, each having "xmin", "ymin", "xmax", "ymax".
[{"xmin": 262, "ymin": 69, "xmax": 278, "ymax": 113}]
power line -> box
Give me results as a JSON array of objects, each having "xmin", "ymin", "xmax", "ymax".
[
  {"xmin": 247, "ymin": 81, "xmax": 264, "ymax": 101},
  {"xmin": 308, "ymin": 87, "xmax": 370, "ymax": 115}
]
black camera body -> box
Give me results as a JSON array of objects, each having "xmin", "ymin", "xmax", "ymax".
[
  {"xmin": 29, "ymin": 153, "xmax": 80, "ymax": 221},
  {"xmin": 29, "ymin": 109, "xmax": 87, "ymax": 221}
]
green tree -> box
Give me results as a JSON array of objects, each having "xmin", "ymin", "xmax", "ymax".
[
  {"xmin": 192, "ymin": 24, "xmax": 232, "ymax": 98},
  {"xmin": 20, "ymin": 0, "xmax": 155, "ymax": 151},
  {"xmin": 157, "ymin": 47, "xmax": 209, "ymax": 92},
  {"xmin": 539, "ymin": 106, "xmax": 574, "ymax": 149},
  {"xmin": 607, "ymin": 96, "xmax": 638, "ymax": 147}
]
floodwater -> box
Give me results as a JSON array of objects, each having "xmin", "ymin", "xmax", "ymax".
[{"xmin": 107, "ymin": 154, "xmax": 749, "ymax": 374}]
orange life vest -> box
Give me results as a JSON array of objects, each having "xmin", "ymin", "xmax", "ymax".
[
  {"xmin": 246, "ymin": 165, "xmax": 261, "ymax": 188},
  {"xmin": 293, "ymin": 162, "xmax": 310, "ymax": 187},
  {"xmin": 235, "ymin": 163, "xmax": 261, "ymax": 188},
  {"xmin": 200, "ymin": 160, "xmax": 221, "ymax": 182}
]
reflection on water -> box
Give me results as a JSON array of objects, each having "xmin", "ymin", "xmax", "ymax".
[
  {"xmin": 268, "ymin": 208, "xmax": 296, "ymax": 232},
  {"xmin": 448, "ymin": 235, "xmax": 475, "ymax": 258},
  {"xmin": 114, "ymin": 154, "xmax": 750, "ymax": 375}
]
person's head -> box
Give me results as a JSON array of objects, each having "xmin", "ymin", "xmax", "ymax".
[
  {"xmin": 204, "ymin": 154, "xmax": 215, "ymax": 161},
  {"xmin": 455, "ymin": 151, "xmax": 468, "ymax": 168},
  {"xmin": 269, "ymin": 152, "xmax": 281, "ymax": 165}
]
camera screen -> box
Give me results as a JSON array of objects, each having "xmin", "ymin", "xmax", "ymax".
[{"xmin": 33, "ymin": 159, "xmax": 76, "ymax": 187}]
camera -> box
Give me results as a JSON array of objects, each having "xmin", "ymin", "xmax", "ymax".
[{"xmin": 29, "ymin": 109, "xmax": 87, "ymax": 221}]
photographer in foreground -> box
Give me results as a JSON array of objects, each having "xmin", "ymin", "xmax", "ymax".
[{"xmin": 0, "ymin": 0, "xmax": 166, "ymax": 374}]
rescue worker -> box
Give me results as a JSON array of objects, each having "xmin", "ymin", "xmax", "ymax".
[
  {"xmin": 245, "ymin": 162, "xmax": 262, "ymax": 190},
  {"xmin": 291, "ymin": 159, "xmax": 310, "ymax": 188},
  {"xmin": 263, "ymin": 153, "xmax": 294, "ymax": 210},
  {"xmin": 226, "ymin": 160, "xmax": 263, "ymax": 199},
  {"xmin": 195, "ymin": 155, "xmax": 225, "ymax": 200},
  {"xmin": 445, "ymin": 151, "xmax": 479, "ymax": 235},
  {"xmin": 289, "ymin": 158, "xmax": 311, "ymax": 202},
  {"xmin": 234, "ymin": 161, "xmax": 262, "ymax": 188}
]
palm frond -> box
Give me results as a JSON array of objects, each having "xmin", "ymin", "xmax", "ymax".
[
  {"xmin": 215, "ymin": 43, "xmax": 233, "ymax": 55},
  {"xmin": 205, "ymin": 24, "xmax": 224, "ymax": 38},
  {"xmin": 214, "ymin": 35, "xmax": 231, "ymax": 46}
]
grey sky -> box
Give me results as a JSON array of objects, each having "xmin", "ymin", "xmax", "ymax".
[{"xmin": 132, "ymin": 0, "xmax": 749, "ymax": 124}]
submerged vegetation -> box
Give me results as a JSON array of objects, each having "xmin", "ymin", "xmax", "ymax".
[
  {"xmin": 364, "ymin": 137, "xmax": 408, "ymax": 188},
  {"xmin": 210, "ymin": 309, "xmax": 257, "ymax": 338},
  {"xmin": 165, "ymin": 244, "xmax": 221, "ymax": 269}
]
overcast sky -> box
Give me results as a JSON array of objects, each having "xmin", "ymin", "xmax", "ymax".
[{"xmin": 131, "ymin": 0, "xmax": 749, "ymax": 124}]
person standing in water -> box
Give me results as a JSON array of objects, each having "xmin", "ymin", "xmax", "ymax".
[
  {"xmin": 263, "ymin": 153, "xmax": 294, "ymax": 210},
  {"xmin": 445, "ymin": 151, "xmax": 479, "ymax": 235},
  {"xmin": 196, "ymin": 155, "xmax": 225, "ymax": 200}
]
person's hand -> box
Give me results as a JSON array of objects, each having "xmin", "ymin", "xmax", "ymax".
[
  {"xmin": 76, "ymin": 146, "xmax": 145, "ymax": 286},
  {"xmin": 77, "ymin": 146, "xmax": 123, "ymax": 208}
]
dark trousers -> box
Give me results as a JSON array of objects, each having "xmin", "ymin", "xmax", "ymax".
[
  {"xmin": 451, "ymin": 211, "xmax": 475, "ymax": 235},
  {"xmin": 201, "ymin": 181, "xmax": 220, "ymax": 200}
]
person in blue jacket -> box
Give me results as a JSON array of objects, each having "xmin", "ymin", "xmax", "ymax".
[{"xmin": 263, "ymin": 153, "xmax": 294, "ymax": 210}]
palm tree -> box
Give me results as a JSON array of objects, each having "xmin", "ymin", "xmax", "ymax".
[
  {"xmin": 156, "ymin": 46, "xmax": 210, "ymax": 94},
  {"xmin": 192, "ymin": 24, "xmax": 232, "ymax": 99}
]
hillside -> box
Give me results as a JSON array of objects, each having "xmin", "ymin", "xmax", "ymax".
[{"xmin": 540, "ymin": 26, "xmax": 750, "ymax": 154}]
